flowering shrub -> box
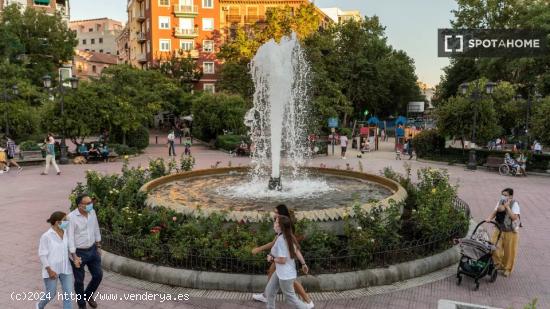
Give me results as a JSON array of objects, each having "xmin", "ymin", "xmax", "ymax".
[{"xmin": 71, "ymin": 160, "xmax": 470, "ymax": 274}]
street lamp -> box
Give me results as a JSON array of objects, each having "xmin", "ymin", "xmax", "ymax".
[
  {"xmin": 460, "ymin": 81, "xmax": 496, "ymax": 170},
  {"xmin": 42, "ymin": 74, "xmax": 79, "ymax": 165},
  {"xmin": 3, "ymin": 84, "xmax": 18, "ymax": 136}
]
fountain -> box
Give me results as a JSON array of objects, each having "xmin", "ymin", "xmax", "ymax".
[{"xmin": 141, "ymin": 33, "xmax": 406, "ymax": 226}]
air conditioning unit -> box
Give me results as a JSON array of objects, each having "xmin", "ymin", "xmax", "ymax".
[{"xmin": 221, "ymin": 6, "xmax": 229, "ymax": 11}]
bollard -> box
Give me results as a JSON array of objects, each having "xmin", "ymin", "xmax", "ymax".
[{"xmin": 155, "ymin": 136, "xmax": 158, "ymax": 144}]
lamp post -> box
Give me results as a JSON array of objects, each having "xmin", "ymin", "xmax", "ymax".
[
  {"xmin": 460, "ymin": 81, "xmax": 496, "ymax": 170},
  {"xmin": 3, "ymin": 85, "xmax": 18, "ymax": 136},
  {"xmin": 42, "ymin": 74, "xmax": 79, "ymax": 165}
]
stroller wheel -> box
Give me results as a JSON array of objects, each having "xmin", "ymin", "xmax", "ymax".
[
  {"xmin": 489, "ymin": 268, "xmax": 498, "ymax": 282},
  {"xmin": 456, "ymin": 275, "xmax": 462, "ymax": 286}
]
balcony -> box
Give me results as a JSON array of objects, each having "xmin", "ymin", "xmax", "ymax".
[
  {"xmin": 174, "ymin": 27, "xmax": 199, "ymax": 38},
  {"xmin": 245, "ymin": 15, "xmax": 265, "ymax": 24},
  {"xmin": 226, "ymin": 15, "xmax": 242, "ymax": 23},
  {"xmin": 176, "ymin": 49, "xmax": 199, "ymax": 59},
  {"xmin": 173, "ymin": 4, "xmax": 199, "ymax": 17},
  {"xmin": 137, "ymin": 53, "xmax": 147, "ymax": 63},
  {"xmin": 137, "ymin": 32, "xmax": 147, "ymax": 43},
  {"xmin": 135, "ymin": 12, "xmax": 146, "ymax": 22}
]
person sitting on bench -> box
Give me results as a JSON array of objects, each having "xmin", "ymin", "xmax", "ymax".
[
  {"xmin": 77, "ymin": 143, "xmax": 89, "ymax": 159},
  {"xmin": 100, "ymin": 144, "xmax": 109, "ymax": 162},
  {"xmin": 88, "ymin": 143, "xmax": 101, "ymax": 160}
]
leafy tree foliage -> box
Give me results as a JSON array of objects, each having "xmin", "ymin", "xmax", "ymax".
[{"xmin": 531, "ymin": 97, "xmax": 550, "ymax": 145}]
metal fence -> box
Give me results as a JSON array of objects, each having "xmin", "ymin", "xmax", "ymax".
[{"xmin": 101, "ymin": 197, "xmax": 470, "ymax": 275}]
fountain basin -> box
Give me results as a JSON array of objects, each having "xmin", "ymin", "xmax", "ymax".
[{"xmin": 141, "ymin": 167, "xmax": 407, "ymax": 224}]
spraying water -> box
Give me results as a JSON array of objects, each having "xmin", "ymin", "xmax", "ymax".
[{"xmin": 247, "ymin": 32, "xmax": 311, "ymax": 188}]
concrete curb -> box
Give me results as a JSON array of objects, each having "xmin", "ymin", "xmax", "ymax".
[
  {"xmin": 102, "ymin": 245, "xmax": 460, "ymax": 293},
  {"xmin": 416, "ymin": 158, "xmax": 550, "ymax": 177}
]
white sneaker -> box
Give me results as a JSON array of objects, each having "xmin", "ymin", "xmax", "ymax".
[
  {"xmin": 36, "ymin": 302, "xmax": 40, "ymax": 309},
  {"xmin": 305, "ymin": 301, "xmax": 314, "ymax": 309},
  {"xmin": 252, "ymin": 293, "xmax": 267, "ymax": 303}
]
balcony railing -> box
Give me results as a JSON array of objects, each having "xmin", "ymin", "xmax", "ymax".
[
  {"xmin": 245, "ymin": 15, "xmax": 265, "ymax": 24},
  {"xmin": 173, "ymin": 4, "xmax": 199, "ymax": 17},
  {"xmin": 175, "ymin": 49, "xmax": 199, "ymax": 59},
  {"xmin": 226, "ymin": 15, "xmax": 242, "ymax": 23},
  {"xmin": 136, "ymin": 54, "xmax": 147, "ymax": 63},
  {"xmin": 135, "ymin": 12, "xmax": 146, "ymax": 22},
  {"xmin": 136, "ymin": 32, "xmax": 147, "ymax": 43},
  {"xmin": 174, "ymin": 27, "xmax": 199, "ymax": 38}
]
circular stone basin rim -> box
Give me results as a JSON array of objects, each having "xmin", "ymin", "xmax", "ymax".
[{"xmin": 140, "ymin": 167, "xmax": 407, "ymax": 223}]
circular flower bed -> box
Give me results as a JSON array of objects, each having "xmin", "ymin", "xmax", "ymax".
[{"xmin": 71, "ymin": 158, "xmax": 469, "ymax": 275}]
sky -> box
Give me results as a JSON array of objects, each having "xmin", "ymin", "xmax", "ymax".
[{"xmin": 70, "ymin": 0, "xmax": 458, "ymax": 87}]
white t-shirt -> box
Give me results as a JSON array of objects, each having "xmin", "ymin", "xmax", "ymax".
[
  {"xmin": 534, "ymin": 143, "xmax": 542, "ymax": 151},
  {"xmin": 340, "ymin": 136, "xmax": 348, "ymax": 147},
  {"xmin": 271, "ymin": 234, "xmax": 297, "ymax": 280},
  {"xmin": 494, "ymin": 201, "xmax": 520, "ymax": 214},
  {"xmin": 39, "ymin": 228, "xmax": 73, "ymax": 279},
  {"xmin": 168, "ymin": 132, "xmax": 175, "ymax": 141}
]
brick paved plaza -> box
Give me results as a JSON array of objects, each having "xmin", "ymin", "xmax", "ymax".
[{"xmin": 1, "ymin": 141, "xmax": 549, "ymax": 309}]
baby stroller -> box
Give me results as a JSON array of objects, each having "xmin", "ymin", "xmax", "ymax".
[{"xmin": 456, "ymin": 220, "xmax": 502, "ymax": 290}]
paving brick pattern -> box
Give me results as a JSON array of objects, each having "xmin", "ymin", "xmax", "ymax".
[{"xmin": 1, "ymin": 141, "xmax": 548, "ymax": 309}]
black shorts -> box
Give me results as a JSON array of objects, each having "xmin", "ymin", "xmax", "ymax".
[
  {"xmin": 7, "ymin": 154, "xmax": 14, "ymax": 160},
  {"xmin": 341, "ymin": 146, "xmax": 347, "ymax": 152}
]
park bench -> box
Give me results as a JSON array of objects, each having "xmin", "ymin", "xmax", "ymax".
[
  {"xmin": 18, "ymin": 150, "xmax": 45, "ymax": 165},
  {"xmin": 485, "ymin": 156, "xmax": 504, "ymax": 170}
]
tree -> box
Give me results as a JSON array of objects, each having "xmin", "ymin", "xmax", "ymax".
[
  {"xmin": 435, "ymin": 80, "xmax": 501, "ymax": 146},
  {"xmin": 191, "ymin": 93, "xmax": 250, "ymax": 141},
  {"xmin": 0, "ymin": 4, "xmax": 77, "ymax": 85},
  {"xmin": 216, "ymin": 62, "xmax": 254, "ymax": 99},
  {"xmin": 150, "ymin": 51, "xmax": 202, "ymax": 92},
  {"xmin": 531, "ymin": 97, "xmax": 550, "ymax": 145}
]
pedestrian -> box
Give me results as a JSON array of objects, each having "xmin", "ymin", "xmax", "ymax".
[
  {"xmin": 533, "ymin": 141, "xmax": 542, "ymax": 155},
  {"xmin": 0, "ymin": 146, "xmax": 8, "ymax": 173},
  {"xmin": 167, "ymin": 129, "xmax": 176, "ymax": 156},
  {"xmin": 37, "ymin": 211, "xmax": 79, "ymax": 309},
  {"xmin": 6, "ymin": 135, "xmax": 22, "ymax": 172},
  {"xmin": 340, "ymin": 133, "xmax": 348, "ymax": 159},
  {"xmin": 41, "ymin": 133, "xmax": 60, "ymax": 176},
  {"xmin": 381, "ymin": 129, "xmax": 386, "ymax": 142},
  {"xmin": 264, "ymin": 215, "xmax": 311, "ymax": 309},
  {"xmin": 406, "ymin": 135, "xmax": 414, "ymax": 160},
  {"xmin": 485, "ymin": 188, "xmax": 521, "ymax": 277},
  {"xmin": 184, "ymin": 140, "xmax": 191, "ymax": 156},
  {"xmin": 67, "ymin": 194, "xmax": 103, "ymax": 309},
  {"xmin": 252, "ymin": 205, "xmax": 313, "ymax": 308}
]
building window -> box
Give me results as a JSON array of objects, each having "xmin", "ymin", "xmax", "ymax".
[
  {"xmin": 159, "ymin": 16, "xmax": 170, "ymax": 29},
  {"xmin": 92, "ymin": 65, "xmax": 97, "ymax": 73},
  {"xmin": 158, "ymin": 0, "xmax": 169, "ymax": 6},
  {"xmin": 99, "ymin": 49, "xmax": 104, "ymax": 53},
  {"xmin": 180, "ymin": 40, "xmax": 194, "ymax": 51},
  {"xmin": 203, "ymin": 40, "xmax": 214, "ymax": 52},
  {"xmin": 96, "ymin": 24, "xmax": 102, "ymax": 31},
  {"xmin": 82, "ymin": 39, "xmax": 86, "ymax": 45},
  {"xmin": 203, "ymin": 83, "xmax": 215, "ymax": 93},
  {"xmin": 91, "ymin": 39, "xmax": 95, "ymax": 44},
  {"xmin": 159, "ymin": 39, "xmax": 171, "ymax": 52},
  {"xmin": 147, "ymin": 41, "xmax": 151, "ymax": 53},
  {"xmin": 202, "ymin": 0, "xmax": 213, "ymax": 8},
  {"xmin": 99, "ymin": 38, "xmax": 103, "ymax": 44},
  {"xmin": 203, "ymin": 61, "xmax": 214, "ymax": 74},
  {"xmin": 202, "ymin": 18, "xmax": 214, "ymax": 31},
  {"xmin": 88, "ymin": 28, "xmax": 93, "ymax": 32}
]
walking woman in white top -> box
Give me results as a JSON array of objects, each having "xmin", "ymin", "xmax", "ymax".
[
  {"xmin": 265, "ymin": 215, "xmax": 311, "ymax": 309},
  {"xmin": 37, "ymin": 211, "xmax": 80, "ymax": 309}
]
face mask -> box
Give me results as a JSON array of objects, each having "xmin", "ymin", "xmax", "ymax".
[
  {"xmin": 59, "ymin": 220, "xmax": 69, "ymax": 230},
  {"xmin": 85, "ymin": 203, "xmax": 94, "ymax": 213}
]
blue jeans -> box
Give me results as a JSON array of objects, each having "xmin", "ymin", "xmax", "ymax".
[
  {"xmin": 71, "ymin": 245, "xmax": 103, "ymax": 306},
  {"xmin": 37, "ymin": 273, "xmax": 73, "ymax": 309},
  {"xmin": 168, "ymin": 141, "xmax": 176, "ymax": 156}
]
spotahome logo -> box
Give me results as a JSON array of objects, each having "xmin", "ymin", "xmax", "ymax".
[{"xmin": 438, "ymin": 29, "xmax": 549, "ymax": 57}]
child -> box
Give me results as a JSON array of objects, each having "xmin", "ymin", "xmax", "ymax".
[{"xmin": 0, "ymin": 146, "xmax": 8, "ymax": 173}]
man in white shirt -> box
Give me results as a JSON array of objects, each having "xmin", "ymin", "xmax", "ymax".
[
  {"xmin": 340, "ymin": 133, "xmax": 349, "ymax": 159},
  {"xmin": 67, "ymin": 194, "xmax": 102, "ymax": 309},
  {"xmin": 167, "ymin": 129, "xmax": 176, "ymax": 156},
  {"xmin": 533, "ymin": 141, "xmax": 542, "ymax": 154}
]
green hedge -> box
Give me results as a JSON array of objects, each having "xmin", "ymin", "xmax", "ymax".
[
  {"xmin": 109, "ymin": 143, "xmax": 138, "ymax": 155},
  {"xmin": 215, "ymin": 134, "xmax": 246, "ymax": 151},
  {"xmin": 127, "ymin": 126, "xmax": 149, "ymax": 150},
  {"xmin": 413, "ymin": 130, "xmax": 446, "ymax": 158},
  {"xmin": 420, "ymin": 147, "xmax": 550, "ymax": 171},
  {"xmin": 19, "ymin": 140, "xmax": 42, "ymax": 151}
]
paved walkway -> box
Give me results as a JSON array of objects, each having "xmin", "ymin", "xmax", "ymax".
[{"xmin": 1, "ymin": 141, "xmax": 548, "ymax": 309}]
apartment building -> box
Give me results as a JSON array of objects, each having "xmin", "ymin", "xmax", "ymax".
[
  {"xmin": 0, "ymin": 0, "xmax": 70, "ymax": 21},
  {"xmin": 320, "ymin": 7, "xmax": 362, "ymax": 23},
  {"xmin": 116, "ymin": 24, "xmax": 131, "ymax": 64},
  {"xmin": 73, "ymin": 50, "xmax": 118, "ymax": 80},
  {"xmin": 124, "ymin": 0, "xmax": 333, "ymax": 92},
  {"xmin": 69, "ymin": 18, "xmax": 124, "ymax": 55}
]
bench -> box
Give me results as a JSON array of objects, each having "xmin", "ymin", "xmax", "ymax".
[
  {"xmin": 18, "ymin": 150, "xmax": 46, "ymax": 165},
  {"xmin": 485, "ymin": 156, "xmax": 504, "ymax": 170}
]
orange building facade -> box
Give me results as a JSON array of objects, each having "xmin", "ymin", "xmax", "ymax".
[{"xmin": 125, "ymin": 0, "xmax": 331, "ymax": 92}]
